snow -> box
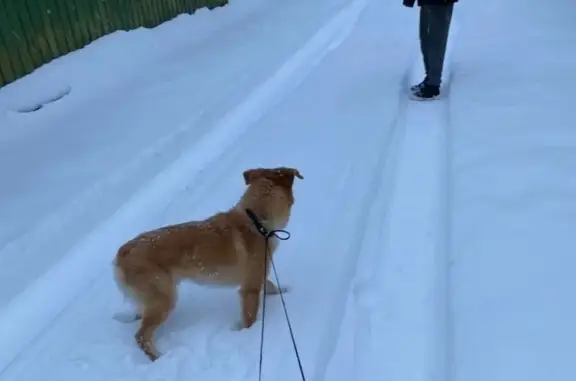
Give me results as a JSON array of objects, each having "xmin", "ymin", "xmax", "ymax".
[
  {"xmin": 450, "ymin": 1, "xmax": 576, "ymax": 380},
  {"xmin": 0, "ymin": 0, "xmax": 575, "ymax": 380}
]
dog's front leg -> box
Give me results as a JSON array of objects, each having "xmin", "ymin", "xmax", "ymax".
[
  {"xmin": 231, "ymin": 281, "xmax": 289, "ymax": 330},
  {"xmin": 234, "ymin": 259, "xmax": 267, "ymax": 330},
  {"xmin": 238, "ymin": 287, "xmax": 260, "ymax": 329}
]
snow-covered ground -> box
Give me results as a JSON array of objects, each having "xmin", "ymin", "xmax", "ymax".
[
  {"xmin": 450, "ymin": 1, "xmax": 576, "ymax": 380},
  {"xmin": 1, "ymin": 0, "xmax": 575, "ymax": 380}
]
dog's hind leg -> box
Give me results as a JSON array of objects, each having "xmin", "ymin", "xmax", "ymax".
[
  {"xmin": 136, "ymin": 305, "xmax": 172, "ymax": 361},
  {"xmin": 134, "ymin": 274, "xmax": 177, "ymax": 361}
]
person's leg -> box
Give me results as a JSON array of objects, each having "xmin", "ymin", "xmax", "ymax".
[
  {"xmin": 421, "ymin": 4, "xmax": 453, "ymax": 87},
  {"xmin": 418, "ymin": 5, "xmax": 431, "ymax": 85},
  {"xmin": 411, "ymin": 6, "xmax": 432, "ymax": 92}
]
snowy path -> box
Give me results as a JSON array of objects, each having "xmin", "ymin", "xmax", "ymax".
[{"xmin": 0, "ymin": 1, "xmax": 432, "ymax": 380}]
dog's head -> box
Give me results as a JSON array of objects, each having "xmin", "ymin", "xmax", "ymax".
[{"xmin": 243, "ymin": 167, "xmax": 304, "ymax": 189}]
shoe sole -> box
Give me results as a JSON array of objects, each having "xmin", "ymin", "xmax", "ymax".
[{"xmin": 409, "ymin": 92, "xmax": 440, "ymax": 101}]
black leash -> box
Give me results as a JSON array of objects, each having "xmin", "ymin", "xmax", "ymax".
[{"xmin": 245, "ymin": 208, "xmax": 306, "ymax": 381}]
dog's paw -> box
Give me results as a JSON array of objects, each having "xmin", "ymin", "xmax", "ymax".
[{"xmin": 113, "ymin": 311, "xmax": 142, "ymax": 323}]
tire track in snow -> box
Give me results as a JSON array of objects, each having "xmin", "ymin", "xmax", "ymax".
[
  {"xmin": 0, "ymin": 0, "xmax": 376, "ymax": 374},
  {"xmin": 343, "ymin": 19, "xmax": 460, "ymax": 381},
  {"xmin": 310, "ymin": 69, "xmax": 411, "ymax": 381},
  {"xmin": 357, "ymin": 77, "xmax": 448, "ymax": 381},
  {"xmin": 435, "ymin": 81, "xmax": 454, "ymax": 381},
  {"xmin": 434, "ymin": 15, "xmax": 460, "ymax": 381},
  {"xmin": 331, "ymin": 77, "xmax": 447, "ymax": 381},
  {"xmin": 318, "ymin": 14, "xmax": 461, "ymax": 380}
]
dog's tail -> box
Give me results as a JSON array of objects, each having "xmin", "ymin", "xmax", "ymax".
[
  {"xmin": 113, "ymin": 240, "xmax": 143, "ymax": 322},
  {"xmin": 114, "ymin": 240, "xmax": 139, "ymax": 290},
  {"xmin": 114, "ymin": 239, "xmax": 140, "ymax": 279}
]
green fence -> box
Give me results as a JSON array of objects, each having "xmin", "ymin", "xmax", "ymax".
[{"xmin": 0, "ymin": 0, "xmax": 227, "ymax": 88}]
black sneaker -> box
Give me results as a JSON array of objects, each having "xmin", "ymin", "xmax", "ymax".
[
  {"xmin": 410, "ymin": 83, "xmax": 440, "ymax": 101},
  {"xmin": 410, "ymin": 79, "xmax": 427, "ymax": 93}
]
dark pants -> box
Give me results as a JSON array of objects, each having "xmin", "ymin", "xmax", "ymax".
[{"xmin": 419, "ymin": 4, "xmax": 453, "ymax": 87}]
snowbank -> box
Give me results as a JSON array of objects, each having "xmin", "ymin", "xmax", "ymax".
[{"xmin": 0, "ymin": 0, "xmax": 267, "ymax": 115}]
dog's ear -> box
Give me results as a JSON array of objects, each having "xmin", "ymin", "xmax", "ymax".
[
  {"xmin": 272, "ymin": 167, "xmax": 304, "ymax": 188},
  {"xmin": 243, "ymin": 168, "xmax": 268, "ymax": 185},
  {"xmin": 286, "ymin": 168, "xmax": 304, "ymax": 180}
]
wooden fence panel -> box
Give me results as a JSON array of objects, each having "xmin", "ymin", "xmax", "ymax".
[{"xmin": 0, "ymin": 0, "xmax": 228, "ymax": 88}]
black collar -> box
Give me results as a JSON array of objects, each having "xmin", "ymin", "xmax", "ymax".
[{"xmin": 245, "ymin": 208, "xmax": 269, "ymax": 237}]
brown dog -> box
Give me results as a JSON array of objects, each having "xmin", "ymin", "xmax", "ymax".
[{"xmin": 114, "ymin": 166, "xmax": 303, "ymax": 361}]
